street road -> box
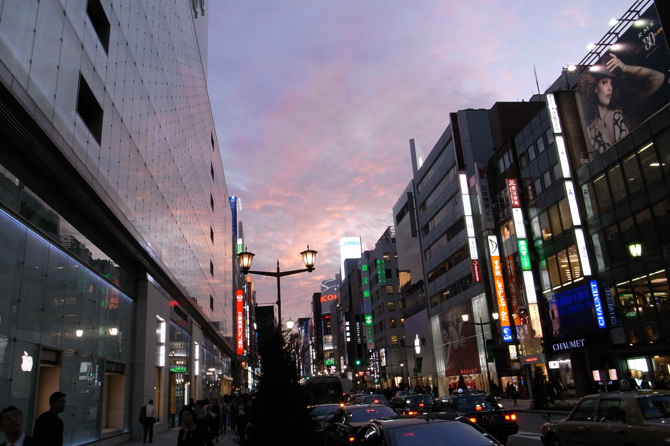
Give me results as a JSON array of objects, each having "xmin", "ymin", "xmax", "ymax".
[{"xmin": 507, "ymin": 411, "xmax": 556, "ymax": 446}]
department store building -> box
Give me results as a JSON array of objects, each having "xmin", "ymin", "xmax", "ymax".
[{"xmin": 0, "ymin": 1, "xmax": 234, "ymax": 444}]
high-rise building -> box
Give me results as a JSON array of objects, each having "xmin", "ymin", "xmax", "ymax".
[{"xmin": 0, "ymin": 2, "xmax": 233, "ymax": 444}]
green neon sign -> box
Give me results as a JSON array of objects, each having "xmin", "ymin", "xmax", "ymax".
[{"xmin": 518, "ymin": 239, "xmax": 531, "ymax": 270}]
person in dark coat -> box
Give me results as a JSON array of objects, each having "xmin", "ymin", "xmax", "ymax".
[
  {"xmin": 33, "ymin": 392, "xmax": 65, "ymax": 446},
  {"xmin": 0, "ymin": 406, "xmax": 44, "ymax": 446},
  {"xmin": 178, "ymin": 407, "xmax": 213, "ymax": 446}
]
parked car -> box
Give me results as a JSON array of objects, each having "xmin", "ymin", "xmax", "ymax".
[
  {"xmin": 431, "ymin": 389, "xmax": 518, "ymax": 444},
  {"xmin": 390, "ymin": 393, "xmax": 434, "ymax": 415},
  {"xmin": 323, "ymin": 403, "xmax": 399, "ymax": 446},
  {"xmin": 541, "ymin": 390, "xmax": 670, "ymax": 446},
  {"xmin": 352, "ymin": 415, "xmax": 503, "ymax": 446}
]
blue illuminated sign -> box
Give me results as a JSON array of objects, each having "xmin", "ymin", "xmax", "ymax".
[
  {"xmin": 590, "ymin": 280, "xmax": 606, "ymax": 329},
  {"xmin": 502, "ymin": 327, "xmax": 513, "ymax": 342}
]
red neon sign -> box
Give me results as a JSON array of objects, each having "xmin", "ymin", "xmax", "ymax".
[{"xmin": 236, "ymin": 289, "xmax": 244, "ymax": 355}]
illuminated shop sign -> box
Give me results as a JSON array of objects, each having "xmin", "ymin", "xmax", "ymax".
[
  {"xmin": 236, "ymin": 289, "xmax": 244, "ymax": 355},
  {"xmin": 507, "ymin": 179, "xmax": 520, "ymax": 208},
  {"xmin": 552, "ymin": 339, "xmax": 586, "ymax": 351},
  {"xmin": 518, "ymin": 239, "xmax": 531, "ymax": 270},
  {"xmin": 361, "ymin": 264, "xmax": 374, "ymax": 349},
  {"xmin": 590, "ymin": 280, "xmax": 606, "ymax": 329},
  {"xmin": 461, "ymin": 173, "xmax": 481, "ymax": 282},
  {"xmin": 488, "ymin": 235, "xmax": 512, "ymax": 342},
  {"xmin": 521, "ymin": 354, "xmax": 546, "ymax": 364},
  {"xmin": 320, "ymin": 294, "xmax": 338, "ymax": 303}
]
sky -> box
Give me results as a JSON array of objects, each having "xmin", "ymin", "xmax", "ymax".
[{"xmin": 206, "ymin": 0, "xmax": 638, "ymax": 323}]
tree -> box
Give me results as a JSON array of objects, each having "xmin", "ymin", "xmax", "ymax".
[
  {"xmin": 246, "ymin": 323, "xmax": 317, "ymax": 445},
  {"xmin": 532, "ymin": 365, "xmax": 548, "ymax": 409}
]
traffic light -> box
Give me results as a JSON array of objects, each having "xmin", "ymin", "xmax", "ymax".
[{"xmin": 355, "ymin": 359, "xmax": 361, "ymax": 366}]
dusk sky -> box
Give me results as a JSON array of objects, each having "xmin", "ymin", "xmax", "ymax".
[{"xmin": 207, "ymin": 1, "xmax": 635, "ymax": 322}]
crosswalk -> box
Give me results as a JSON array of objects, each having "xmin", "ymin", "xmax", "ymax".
[{"xmin": 514, "ymin": 430, "xmax": 542, "ymax": 440}]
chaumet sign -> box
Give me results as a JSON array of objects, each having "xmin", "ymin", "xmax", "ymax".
[{"xmin": 551, "ymin": 338, "xmax": 586, "ymax": 352}]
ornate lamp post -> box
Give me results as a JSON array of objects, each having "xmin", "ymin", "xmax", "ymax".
[{"xmin": 238, "ymin": 246, "xmax": 317, "ymax": 324}]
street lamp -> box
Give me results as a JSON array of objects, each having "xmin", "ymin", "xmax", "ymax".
[
  {"xmin": 238, "ymin": 246, "xmax": 317, "ymax": 325},
  {"xmin": 461, "ymin": 312, "xmax": 499, "ymax": 394}
]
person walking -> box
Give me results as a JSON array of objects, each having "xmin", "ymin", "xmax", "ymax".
[
  {"xmin": 219, "ymin": 397, "xmax": 230, "ymax": 434},
  {"xmin": 139, "ymin": 399, "xmax": 157, "ymax": 443},
  {"xmin": 207, "ymin": 398, "xmax": 220, "ymax": 443},
  {"xmin": 33, "ymin": 391, "xmax": 66, "ymax": 446}
]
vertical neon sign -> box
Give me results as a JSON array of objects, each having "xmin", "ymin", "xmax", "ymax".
[
  {"xmin": 489, "ymin": 235, "xmax": 512, "ymax": 342},
  {"xmin": 236, "ymin": 289, "xmax": 244, "ymax": 355}
]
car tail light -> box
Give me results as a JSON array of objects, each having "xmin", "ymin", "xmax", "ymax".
[
  {"xmin": 419, "ymin": 403, "xmax": 424, "ymax": 407},
  {"xmin": 505, "ymin": 413, "xmax": 517, "ymax": 421},
  {"xmin": 349, "ymin": 437, "xmax": 356, "ymax": 442},
  {"xmin": 468, "ymin": 417, "xmax": 477, "ymax": 423},
  {"xmin": 408, "ymin": 411, "xmax": 418, "ymax": 415}
]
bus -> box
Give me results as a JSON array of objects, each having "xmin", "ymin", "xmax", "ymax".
[{"xmin": 303, "ymin": 376, "xmax": 347, "ymax": 405}]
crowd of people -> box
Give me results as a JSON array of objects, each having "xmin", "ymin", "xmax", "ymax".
[{"xmin": 176, "ymin": 394, "xmax": 254, "ymax": 445}]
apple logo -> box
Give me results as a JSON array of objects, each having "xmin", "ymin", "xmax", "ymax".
[{"xmin": 20, "ymin": 351, "xmax": 33, "ymax": 372}]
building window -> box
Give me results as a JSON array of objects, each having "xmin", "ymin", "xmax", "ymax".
[
  {"xmin": 210, "ymin": 260, "xmax": 214, "ymax": 276},
  {"xmin": 387, "ymin": 301, "xmax": 395, "ymax": 312},
  {"xmin": 210, "ymin": 295, "xmax": 214, "ymax": 311},
  {"xmin": 76, "ymin": 74, "xmax": 103, "ymax": 144},
  {"xmin": 385, "ymin": 285, "xmax": 394, "ymax": 295},
  {"xmin": 390, "ymin": 318, "xmax": 397, "ymax": 328},
  {"xmin": 86, "ymin": 0, "xmax": 110, "ymax": 53}
]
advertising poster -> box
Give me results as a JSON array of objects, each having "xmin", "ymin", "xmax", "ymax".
[
  {"xmin": 576, "ymin": 4, "xmax": 670, "ymax": 161},
  {"xmin": 439, "ymin": 302, "xmax": 480, "ymax": 376}
]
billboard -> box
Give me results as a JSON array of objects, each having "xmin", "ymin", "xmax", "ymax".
[
  {"xmin": 576, "ymin": 5, "xmax": 670, "ymax": 161},
  {"xmin": 438, "ymin": 302, "xmax": 479, "ymax": 376},
  {"xmin": 339, "ymin": 236, "xmax": 361, "ymax": 280}
]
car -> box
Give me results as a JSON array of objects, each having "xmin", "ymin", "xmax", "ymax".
[
  {"xmin": 351, "ymin": 415, "xmax": 503, "ymax": 446},
  {"xmin": 309, "ymin": 403, "xmax": 343, "ymax": 439},
  {"xmin": 390, "ymin": 393, "xmax": 434, "ymax": 415},
  {"xmin": 541, "ymin": 390, "xmax": 670, "ymax": 446},
  {"xmin": 351, "ymin": 394, "xmax": 390, "ymax": 405},
  {"xmin": 430, "ymin": 389, "xmax": 518, "ymax": 444},
  {"xmin": 323, "ymin": 403, "xmax": 400, "ymax": 446}
]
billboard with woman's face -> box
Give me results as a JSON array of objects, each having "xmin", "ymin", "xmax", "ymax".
[{"xmin": 576, "ymin": 4, "xmax": 670, "ymax": 161}]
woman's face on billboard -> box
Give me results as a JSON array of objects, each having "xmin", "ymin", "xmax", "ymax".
[{"xmin": 594, "ymin": 77, "xmax": 613, "ymax": 107}]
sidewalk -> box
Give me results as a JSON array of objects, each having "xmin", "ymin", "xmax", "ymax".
[
  {"xmin": 119, "ymin": 429, "xmax": 240, "ymax": 446},
  {"xmin": 499, "ymin": 397, "xmax": 577, "ymax": 414}
]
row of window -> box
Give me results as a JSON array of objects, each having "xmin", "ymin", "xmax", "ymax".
[{"xmin": 582, "ymin": 135, "xmax": 670, "ymax": 218}]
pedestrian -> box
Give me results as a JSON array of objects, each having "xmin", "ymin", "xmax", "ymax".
[
  {"xmin": 220, "ymin": 397, "xmax": 230, "ymax": 434},
  {"xmin": 178, "ymin": 407, "xmax": 213, "ymax": 446},
  {"xmin": 236, "ymin": 397, "xmax": 248, "ymax": 439},
  {"xmin": 139, "ymin": 399, "xmax": 157, "ymax": 444},
  {"xmin": 207, "ymin": 398, "xmax": 220, "ymax": 443},
  {"xmin": 0, "ymin": 406, "xmax": 41, "ymax": 446},
  {"xmin": 556, "ymin": 380, "xmax": 566, "ymax": 402},
  {"xmin": 33, "ymin": 391, "xmax": 65, "ymax": 446},
  {"xmin": 229, "ymin": 398, "xmax": 238, "ymax": 433},
  {"xmin": 506, "ymin": 383, "xmax": 519, "ymax": 407}
]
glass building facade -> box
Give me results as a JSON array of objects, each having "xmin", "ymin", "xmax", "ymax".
[{"xmin": 0, "ymin": 1, "xmax": 233, "ymax": 444}]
